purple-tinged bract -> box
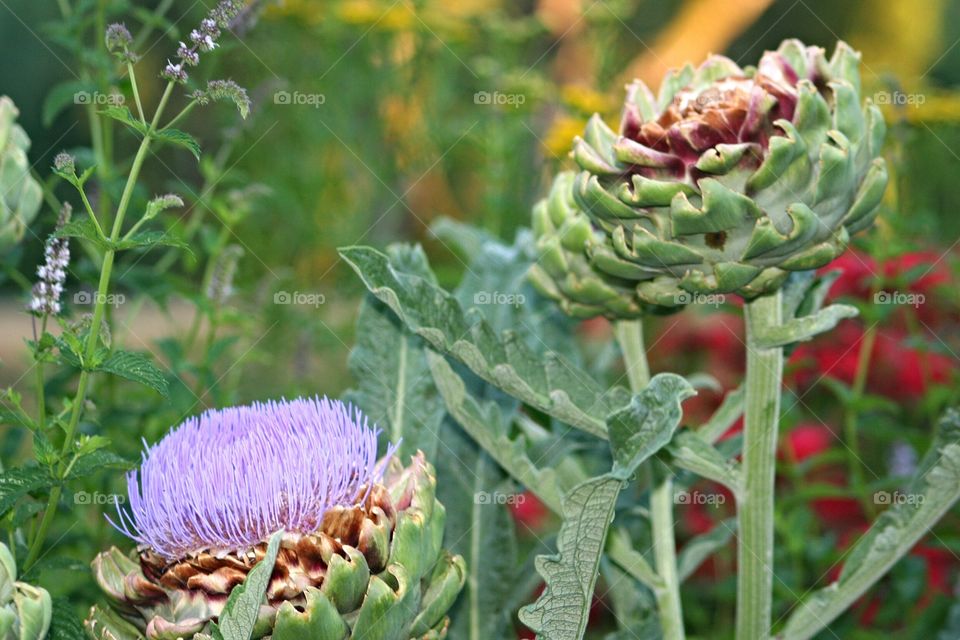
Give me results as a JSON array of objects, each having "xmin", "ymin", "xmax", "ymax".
[{"xmin": 111, "ymin": 397, "xmax": 389, "ymax": 559}]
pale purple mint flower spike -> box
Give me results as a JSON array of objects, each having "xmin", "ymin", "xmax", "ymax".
[
  {"xmin": 109, "ymin": 396, "xmax": 397, "ymax": 559},
  {"xmin": 28, "ymin": 202, "xmax": 71, "ymax": 317}
]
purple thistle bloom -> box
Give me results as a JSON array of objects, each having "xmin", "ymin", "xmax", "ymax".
[{"xmin": 110, "ymin": 397, "xmax": 394, "ymax": 560}]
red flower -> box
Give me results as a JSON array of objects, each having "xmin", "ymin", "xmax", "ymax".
[
  {"xmin": 510, "ymin": 491, "xmax": 549, "ymax": 531},
  {"xmin": 823, "ymin": 249, "xmax": 876, "ymax": 301},
  {"xmin": 782, "ymin": 423, "xmax": 833, "ymax": 462}
]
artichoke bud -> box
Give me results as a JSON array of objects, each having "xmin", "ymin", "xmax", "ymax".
[
  {"xmin": 0, "ymin": 542, "xmax": 52, "ymax": 640},
  {"xmin": 532, "ymin": 39, "xmax": 887, "ymax": 318},
  {"xmin": 88, "ymin": 397, "xmax": 465, "ymax": 639},
  {"xmin": 0, "ymin": 97, "xmax": 43, "ymax": 253}
]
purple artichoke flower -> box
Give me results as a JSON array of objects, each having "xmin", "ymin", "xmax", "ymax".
[
  {"xmin": 110, "ymin": 396, "xmax": 390, "ymax": 559},
  {"xmin": 89, "ymin": 397, "xmax": 465, "ymax": 640}
]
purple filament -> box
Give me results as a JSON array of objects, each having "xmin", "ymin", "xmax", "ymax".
[{"xmin": 109, "ymin": 397, "xmax": 392, "ymax": 560}]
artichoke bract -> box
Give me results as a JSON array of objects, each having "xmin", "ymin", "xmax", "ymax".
[
  {"xmin": 531, "ymin": 39, "xmax": 888, "ymax": 316},
  {"xmin": 0, "ymin": 97, "xmax": 43, "ymax": 253},
  {"xmin": 0, "ymin": 541, "xmax": 52, "ymax": 640},
  {"xmin": 87, "ymin": 397, "xmax": 465, "ymax": 640}
]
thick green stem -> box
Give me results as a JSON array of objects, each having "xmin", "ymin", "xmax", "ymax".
[
  {"xmin": 23, "ymin": 83, "xmax": 175, "ymax": 571},
  {"xmin": 736, "ymin": 290, "xmax": 784, "ymax": 640},
  {"xmin": 615, "ymin": 319, "xmax": 685, "ymax": 640}
]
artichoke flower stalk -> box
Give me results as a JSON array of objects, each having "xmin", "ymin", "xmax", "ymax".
[
  {"xmin": 532, "ymin": 37, "xmax": 886, "ymax": 639},
  {"xmin": 614, "ymin": 319, "xmax": 685, "ymax": 640},
  {"xmin": 89, "ymin": 397, "xmax": 465, "ymax": 640}
]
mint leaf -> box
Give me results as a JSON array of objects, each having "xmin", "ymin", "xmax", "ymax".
[
  {"xmin": 211, "ymin": 529, "xmax": 283, "ymax": 640},
  {"xmin": 94, "ymin": 350, "xmax": 169, "ymax": 397}
]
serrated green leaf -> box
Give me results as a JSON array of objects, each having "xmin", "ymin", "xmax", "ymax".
[
  {"xmin": 520, "ymin": 376, "xmax": 691, "ymax": 640},
  {"xmin": 781, "ymin": 409, "xmax": 960, "ymax": 640},
  {"xmin": 54, "ymin": 218, "xmax": 107, "ymax": 248},
  {"xmin": 153, "ymin": 128, "xmax": 201, "ymax": 160},
  {"xmin": 519, "ymin": 475, "xmax": 621, "ymax": 640},
  {"xmin": 99, "ymin": 106, "xmax": 147, "ymax": 137},
  {"xmin": 65, "ymin": 450, "xmax": 132, "ymax": 481},
  {"xmin": 0, "ymin": 466, "xmax": 54, "ymax": 516},
  {"xmin": 345, "ymin": 246, "xmax": 444, "ymax": 459},
  {"xmin": 339, "ymin": 245, "xmax": 628, "ymax": 438},
  {"xmin": 94, "ymin": 350, "xmax": 169, "ymax": 397},
  {"xmin": 112, "ymin": 230, "xmax": 191, "ymax": 254},
  {"xmin": 47, "ymin": 597, "xmax": 86, "ymax": 640},
  {"xmin": 210, "ymin": 529, "xmax": 284, "ymax": 640}
]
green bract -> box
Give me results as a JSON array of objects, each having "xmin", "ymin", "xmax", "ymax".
[
  {"xmin": 0, "ymin": 542, "xmax": 52, "ymax": 640},
  {"xmin": 531, "ymin": 39, "xmax": 888, "ymax": 317},
  {"xmin": 87, "ymin": 453, "xmax": 465, "ymax": 640},
  {"xmin": 0, "ymin": 97, "xmax": 43, "ymax": 253}
]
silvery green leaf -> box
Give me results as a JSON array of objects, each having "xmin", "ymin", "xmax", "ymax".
[
  {"xmin": 753, "ymin": 303, "xmax": 858, "ymax": 349},
  {"xmin": 520, "ymin": 375, "xmax": 692, "ymax": 639},
  {"xmin": 339, "ymin": 245, "xmax": 629, "ymax": 438},
  {"xmin": 780, "ymin": 410, "xmax": 960, "ymax": 640},
  {"xmin": 210, "ymin": 529, "xmax": 283, "ymax": 640},
  {"xmin": 601, "ymin": 560, "xmax": 662, "ymax": 640},
  {"xmin": 113, "ymin": 231, "xmax": 191, "ymax": 254},
  {"xmin": 607, "ymin": 374, "xmax": 695, "ymax": 480},
  {"xmin": 519, "ymin": 475, "xmax": 621, "ymax": 640},
  {"xmin": 665, "ymin": 431, "xmax": 741, "ymax": 492},
  {"xmin": 345, "ymin": 246, "xmax": 444, "ymax": 459},
  {"xmin": 428, "ymin": 351, "xmax": 567, "ymax": 511},
  {"xmin": 434, "ymin": 415, "xmax": 518, "ymax": 640}
]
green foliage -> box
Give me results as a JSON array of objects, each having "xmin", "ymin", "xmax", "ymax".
[{"xmin": 209, "ymin": 530, "xmax": 283, "ymax": 640}]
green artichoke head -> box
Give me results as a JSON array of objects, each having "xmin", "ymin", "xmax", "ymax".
[
  {"xmin": 0, "ymin": 97, "xmax": 43, "ymax": 253},
  {"xmin": 88, "ymin": 453, "xmax": 465, "ymax": 640},
  {"xmin": 531, "ymin": 39, "xmax": 888, "ymax": 316},
  {"xmin": 0, "ymin": 542, "xmax": 52, "ymax": 640}
]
